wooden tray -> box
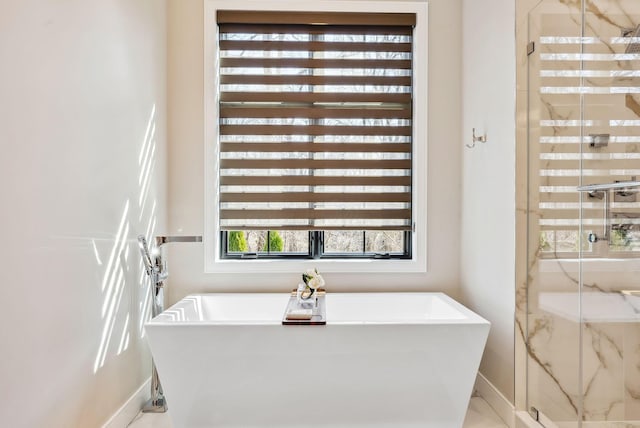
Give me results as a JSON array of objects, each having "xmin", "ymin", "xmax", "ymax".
[{"xmin": 282, "ymin": 290, "xmax": 326, "ymax": 325}]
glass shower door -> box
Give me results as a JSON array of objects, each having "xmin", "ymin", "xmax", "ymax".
[
  {"xmin": 527, "ymin": 3, "xmax": 583, "ymax": 426},
  {"xmin": 579, "ymin": 5, "xmax": 640, "ymax": 425},
  {"xmin": 527, "ymin": 1, "xmax": 640, "ymax": 426}
]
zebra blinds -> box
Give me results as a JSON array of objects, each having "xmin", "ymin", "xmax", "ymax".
[
  {"xmin": 536, "ymin": 19, "xmax": 640, "ymax": 253},
  {"xmin": 217, "ymin": 10, "xmax": 415, "ymax": 231}
]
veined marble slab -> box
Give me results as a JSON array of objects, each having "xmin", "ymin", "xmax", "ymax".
[{"xmin": 539, "ymin": 292, "xmax": 640, "ymax": 323}]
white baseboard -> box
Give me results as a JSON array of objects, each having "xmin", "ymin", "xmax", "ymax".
[
  {"xmin": 474, "ymin": 372, "xmax": 516, "ymax": 428},
  {"xmin": 102, "ymin": 378, "xmax": 150, "ymax": 428}
]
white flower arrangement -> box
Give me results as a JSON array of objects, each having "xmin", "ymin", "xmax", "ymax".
[{"xmin": 302, "ymin": 268, "xmax": 325, "ymax": 291}]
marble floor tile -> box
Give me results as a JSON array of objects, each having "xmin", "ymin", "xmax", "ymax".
[{"xmin": 126, "ymin": 396, "xmax": 507, "ymax": 428}]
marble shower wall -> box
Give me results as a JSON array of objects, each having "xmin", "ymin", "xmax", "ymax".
[{"xmin": 516, "ymin": 0, "xmax": 640, "ymax": 426}]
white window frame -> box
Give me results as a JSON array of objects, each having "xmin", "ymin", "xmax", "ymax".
[{"xmin": 203, "ymin": 0, "xmax": 428, "ymax": 273}]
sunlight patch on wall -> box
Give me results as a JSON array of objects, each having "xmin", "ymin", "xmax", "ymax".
[
  {"xmin": 137, "ymin": 105, "xmax": 159, "ymax": 339},
  {"xmin": 94, "ymin": 200, "xmax": 131, "ymax": 373},
  {"xmin": 139, "ymin": 105, "xmax": 157, "ymax": 213}
]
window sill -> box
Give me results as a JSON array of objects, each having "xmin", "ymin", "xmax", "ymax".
[{"xmin": 204, "ymin": 257, "xmax": 426, "ymax": 274}]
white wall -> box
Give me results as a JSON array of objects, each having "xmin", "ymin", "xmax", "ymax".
[
  {"xmin": 460, "ymin": 0, "xmax": 516, "ymax": 403},
  {"xmin": 0, "ymin": 1, "xmax": 167, "ymax": 426},
  {"xmin": 165, "ymin": 0, "xmax": 462, "ymax": 301}
]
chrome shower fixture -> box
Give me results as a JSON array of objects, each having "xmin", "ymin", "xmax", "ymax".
[
  {"xmin": 622, "ymin": 25, "xmax": 640, "ymax": 54},
  {"xmin": 588, "ymin": 133, "xmax": 609, "ymax": 148}
]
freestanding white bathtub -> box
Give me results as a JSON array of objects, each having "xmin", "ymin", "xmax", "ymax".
[{"xmin": 145, "ymin": 292, "xmax": 490, "ymax": 428}]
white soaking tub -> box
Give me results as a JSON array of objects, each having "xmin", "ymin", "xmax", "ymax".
[{"xmin": 145, "ymin": 292, "xmax": 490, "ymax": 428}]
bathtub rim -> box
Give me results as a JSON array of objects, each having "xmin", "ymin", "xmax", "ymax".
[{"xmin": 146, "ymin": 292, "xmax": 491, "ymax": 327}]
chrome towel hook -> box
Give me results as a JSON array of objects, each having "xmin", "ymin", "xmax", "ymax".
[{"xmin": 466, "ymin": 128, "xmax": 488, "ymax": 149}]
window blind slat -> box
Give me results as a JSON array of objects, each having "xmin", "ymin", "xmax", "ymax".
[
  {"xmin": 219, "ymin": 57, "xmax": 412, "ymax": 70},
  {"xmin": 219, "ymin": 40, "xmax": 413, "ymax": 52},
  {"xmin": 220, "ymin": 142, "xmax": 412, "ymax": 153},
  {"xmin": 220, "ymin": 106, "xmax": 411, "ymax": 119},
  {"xmin": 220, "ymin": 175, "xmax": 412, "ymax": 186},
  {"xmin": 221, "ymin": 209, "xmax": 412, "ymax": 220},
  {"xmin": 220, "ymin": 159, "xmax": 411, "ymax": 169},
  {"xmin": 220, "ymin": 193, "xmax": 411, "ymax": 203},
  {"xmin": 220, "ymin": 125, "xmax": 412, "ymax": 136},
  {"xmin": 220, "ymin": 75, "xmax": 412, "ymax": 87},
  {"xmin": 220, "ymin": 91, "xmax": 411, "ymax": 104}
]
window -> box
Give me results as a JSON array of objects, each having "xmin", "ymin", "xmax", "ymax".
[{"xmin": 204, "ymin": 1, "xmax": 428, "ymax": 272}]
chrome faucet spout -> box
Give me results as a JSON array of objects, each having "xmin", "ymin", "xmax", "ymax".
[{"xmin": 155, "ymin": 235, "xmax": 202, "ymax": 247}]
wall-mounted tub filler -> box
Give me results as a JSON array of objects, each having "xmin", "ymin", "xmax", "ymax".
[{"xmin": 137, "ymin": 234, "xmax": 202, "ymax": 413}]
